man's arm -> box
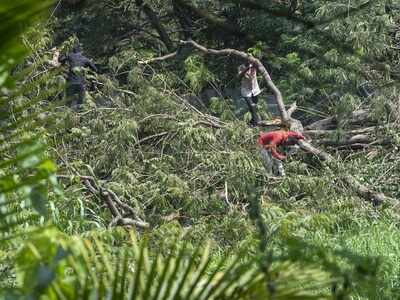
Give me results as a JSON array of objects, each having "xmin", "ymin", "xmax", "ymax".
[
  {"xmin": 238, "ymin": 64, "xmax": 251, "ymax": 79},
  {"xmin": 85, "ymin": 59, "xmax": 97, "ymax": 72},
  {"xmin": 288, "ymin": 131, "xmax": 305, "ymax": 140},
  {"xmin": 270, "ymin": 145, "xmax": 286, "ymax": 160}
]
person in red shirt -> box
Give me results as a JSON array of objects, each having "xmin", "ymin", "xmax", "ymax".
[{"xmin": 258, "ymin": 130, "xmax": 305, "ymax": 176}]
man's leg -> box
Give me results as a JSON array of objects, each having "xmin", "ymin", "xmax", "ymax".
[
  {"xmin": 273, "ymin": 158, "xmax": 285, "ymax": 177},
  {"xmin": 65, "ymin": 84, "xmax": 76, "ymax": 107},
  {"xmin": 244, "ymin": 96, "xmax": 260, "ymax": 125},
  {"xmin": 260, "ymin": 148, "xmax": 273, "ymax": 174},
  {"xmin": 77, "ymin": 84, "xmax": 85, "ymax": 106}
]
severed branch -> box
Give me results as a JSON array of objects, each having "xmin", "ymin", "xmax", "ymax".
[
  {"xmin": 57, "ymin": 174, "xmax": 149, "ymax": 229},
  {"xmin": 287, "ymin": 101, "xmax": 297, "ymax": 117},
  {"xmin": 138, "ymin": 51, "xmax": 178, "ymax": 65},
  {"xmin": 305, "ymin": 109, "xmax": 372, "ymax": 130},
  {"xmin": 342, "ymin": 175, "xmax": 387, "ymax": 206},
  {"xmin": 305, "ymin": 126, "xmax": 377, "ymax": 137}
]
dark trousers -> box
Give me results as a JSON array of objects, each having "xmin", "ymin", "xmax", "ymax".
[
  {"xmin": 66, "ymin": 83, "xmax": 85, "ymax": 107},
  {"xmin": 244, "ymin": 95, "xmax": 260, "ymax": 125}
]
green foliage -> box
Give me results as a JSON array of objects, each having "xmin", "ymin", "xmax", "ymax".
[
  {"xmin": 184, "ymin": 55, "xmax": 215, "ymax": 93},
  {"xmin": 3, "ymin": 0, "xmax": 400, "ymax": 299}
]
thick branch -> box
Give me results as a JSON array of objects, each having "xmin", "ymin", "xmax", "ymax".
[
  {"xmin": 305, "ymin": 109, "xmax": 371, "ymax": 130},
  {"xmin": 305, "ymin": 126, "xmax": 377, "ymax": 137},
  {"xmin": 298, "ymin": 140, "xmax": 333, "ymax": 161},
  {"xmin": 109, "ymin": 217, "xmax": 150, "ymax": 229},
  {"xmin": 138, "ymin": 51, "xmax": 178, "ymax": 65},
  {"xmin": 342, "ymin": 175, "xmax": 387, "ymax": 206}
]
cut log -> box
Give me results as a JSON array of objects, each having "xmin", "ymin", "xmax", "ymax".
[
  {"xmin": 305, "ymin": 109, "xmax": 372, "ymax": 130},
  {"xmin": 305, "ymin": 127, "xmax": 377, "ymax": 137},
  {"xmin": 342, "ymin": 175, "xmax": 387, "ymax": 206},
  {"xmin": 320, "ymin": 134, "xmax": 371, "ymax": 146}
]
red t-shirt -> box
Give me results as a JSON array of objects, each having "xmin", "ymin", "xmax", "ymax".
[{"xmin": 258, "ymin": 130, "xmax": 304, "ymax": 160}]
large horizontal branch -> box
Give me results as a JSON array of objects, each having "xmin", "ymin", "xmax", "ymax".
[
  {"xmin": 342, "ymin": 175, "xmax": 387, "ymax": 206},
  {"xmin": 305, "ymin": 126, "xmax": 377, "ymax": 137}
]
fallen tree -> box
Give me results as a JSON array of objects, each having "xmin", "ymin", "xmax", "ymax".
[{"xmin": 141, "ymin": 39, "xmax": 393, "ymax": 205}]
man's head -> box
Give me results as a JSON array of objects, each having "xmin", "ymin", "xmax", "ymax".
[
  {"xmin": 285, "ymin": 131, "xmax": 305, "ymax": 145},
  {"xmin": 286, "ymin": 136, "xmax": 300, "ymax": 146}
]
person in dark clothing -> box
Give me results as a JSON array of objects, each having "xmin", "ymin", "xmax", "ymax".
[{"xmin": 59, "ymin": 44, "xmax": 97, "ymax": 108}]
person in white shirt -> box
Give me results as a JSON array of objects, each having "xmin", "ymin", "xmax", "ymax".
[{"xmin": 238, "ymin": 62, "xmax": 261, "ymax": 126}]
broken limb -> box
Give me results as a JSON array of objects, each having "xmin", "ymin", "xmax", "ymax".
[
  {"xmin": 342, "ymin": 175, "xmax": 387, "ymax": 206},
  {"xmin": 305, "ymin": 109, "xmax": 372, "ymax": 130},
  {"xmin": 305, "ymin": 126, "xmax": 377, "ymax": 137},
  {"xmin": 57, "ymin": 174, "xmax": 149, "ymax": 229},
  {"xmin": 138, "ymin": 51, "xmax": 178, "ymax": 65}
]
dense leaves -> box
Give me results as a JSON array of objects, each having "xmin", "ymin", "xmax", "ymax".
[{"xmin": 2, "ymin": 0, "xmax": 400, "ymax": 299}]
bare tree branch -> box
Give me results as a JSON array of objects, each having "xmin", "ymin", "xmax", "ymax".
[
  {"xmin": 138, "ymin": 51, "xmax": 178, "ymax": 65},
  {"xmin": 287, "ymin": 101, "xmax": 297, "ymax": 117}
]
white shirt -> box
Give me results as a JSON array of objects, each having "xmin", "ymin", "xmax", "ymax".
[{"xmin": 238, "ymin": 64, "xmax": 261, "ymax": 98}]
